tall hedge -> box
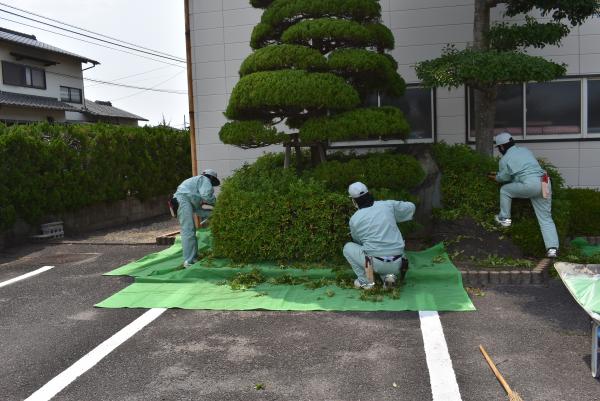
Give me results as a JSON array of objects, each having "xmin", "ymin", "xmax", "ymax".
[
  {"xmin": 211, "ymin": 151, "xmax": 425, "ymax": 263},
  {"xmin": 0, "ymin": 123, "xmax": 190, "ymax": 230}
]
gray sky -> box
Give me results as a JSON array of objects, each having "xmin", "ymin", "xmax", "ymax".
[{"xmin": 0, "ymin": 0, "xmax": 188, "ymax": 128}]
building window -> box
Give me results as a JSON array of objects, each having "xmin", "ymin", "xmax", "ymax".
[
  {"xmin": 381, "ymin": 86, "xmax": 434, "ymax": 140},
  {"xmin": 468, "ymin": 78, "xmax": 588, "ymax": 140},
  {"xmin": 588, "ymin": 79, "xmax": 600, "ymax": 134},
  {"xmin": 60, "ymin": 86, "xmax": 82, "ymax": 104},
  {"xmin": 2, "ymin": 61, "xmax": 46, "ymax": 89},
  {"xmin": 526, "ymin": 80, "xmax": 581, "ymax": 136}
]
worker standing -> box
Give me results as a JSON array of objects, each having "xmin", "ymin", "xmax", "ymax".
[
  {"xmin": 173, "ymin": 169, "xmax": 220, "ymax": 268},
  {"xmin": 489, "ymin": 132, "xmax": 559, "ymax": 258},
  {"xmin": 343, "ymin": 182, "xmax": 415, "ymax": 289}
]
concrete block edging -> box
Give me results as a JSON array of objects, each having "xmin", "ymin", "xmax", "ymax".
[{"xmin": 460, "ymin": 258, "xmax": 553, "ymax": 286}]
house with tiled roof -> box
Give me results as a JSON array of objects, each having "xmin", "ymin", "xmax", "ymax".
[{"xmin": 0, "ymin": 27, "xmax": 146, "ymax": 125}]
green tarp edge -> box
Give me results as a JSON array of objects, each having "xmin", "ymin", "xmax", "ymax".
[{"xmin": 96, "ymin": 230, "xmax": 475, "ymax": 312}]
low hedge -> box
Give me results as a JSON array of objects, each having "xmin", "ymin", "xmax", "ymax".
[
  {"xmin": 432, "ymin": 142, "xmax": 571, "ymax": 257},
  {"xmin": 565, "ymin": 188, "xmax": 600, "ymax": 236},
  {"xmin": 0, "ymin": 123, "xmax": 190, "ymax": 230},
  {"xmin": 211, "ymin": 151, "xmax": 425, "ymax": 263}
]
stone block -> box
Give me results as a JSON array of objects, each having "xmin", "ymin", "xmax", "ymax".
[
  {"xmin": 520, "ymin": 271, "xmax": 532, "ymax": 285},
  {"xmin": 531, "ymin": 271, "xmax": 543, "ymax": 284},
  {"xmin": 488, "ymin": 271, "xmax": 500, "ymax": 285},
  {"xmin": 510, "ymin": 270, "xmax": 521, "ymax": 284},
  {"xmin": 468, "ymin": 271, "xmax": 480, "ymax": 286},
  {"xmin": 499, "ymin": 271, "xmax": 511, "ymax": 284},
  {"xmin": 478, "ymin": 271, "xmax": 489, "ymax": 285}
]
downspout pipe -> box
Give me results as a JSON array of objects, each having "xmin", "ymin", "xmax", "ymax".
[{"xmin": 184, "ymin": 0, "xmax": 199, "ymax": 176}]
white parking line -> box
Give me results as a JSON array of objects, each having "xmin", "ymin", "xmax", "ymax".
[
  {"xmin": 0, "ymin": 266, "xmax": 55, "ymax": 288},
  {"xmin": 25, "ymin": 308, "xmax": 167, "ymax": 401},
  {"xmin": 419, "ymin": 311, "xmax": 463, "ymax": 401}
]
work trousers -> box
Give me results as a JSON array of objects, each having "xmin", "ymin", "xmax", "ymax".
[
  {"xmin": 343, "ymin": 242, "xmax": 402, "ymax": 285},
  {"xmin": 499, "ymin": 179, "xmax": 559, "ymax": 249},
  {"xmin": 175, "ymin": 195, "xmax": 211, "ymax": 265}
]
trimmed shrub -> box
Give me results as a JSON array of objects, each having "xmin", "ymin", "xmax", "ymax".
[
  {"xmin": 211, "ymin": 151, "xmax": 425, "ymax": 263},
  {"xmin": 0, "ymin": 123, "xmax": 190, "ymax": 230},
  {"xmin": 239, "ymin": 44, "xmax": 327, "ymax": 76},
  {"xmin": 225, "ymin": 70, "xmax": 360, "ymax": 120},
  {"xmin": 261, "ymin": 0, "xmax": 381, "ymax": 27},
  {"xmin": 219, "ymin": 120, "xmax": 288, "ymax": 149},
  {"xmin": 299, "ymin": 107, "xmax": 409, "ymax": 142},
  {"xmin": 565, "ymin": 188, "xmax": 600, "ymax": 236}
]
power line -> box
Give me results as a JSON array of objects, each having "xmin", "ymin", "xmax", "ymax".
[
  {"xmin": 0, "ymin": 16, "xmax": 186, "ymax": 68},
  {"xmin": 110, "ymin": 70, "xmax": 187, "ymax": 102},
  {"xmin": 0, "ymin": 1, "xmax": 184, "ymax": 61},
  {"xmin": 86, "ymin": 65, "xmax": 174, "ymax": 88},
  {"xmin": 0, "ymin": 8, "xmax": 186, "ymax": 63}
]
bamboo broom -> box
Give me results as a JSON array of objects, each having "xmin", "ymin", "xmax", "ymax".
[{"xmin": 479, "ymin": 345, "xmax": 524, "ymax": 401}]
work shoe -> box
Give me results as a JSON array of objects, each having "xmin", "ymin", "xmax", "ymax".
[
  {"xmin": 546, "ymin": 248, "xmax": 558, "ymax": 258},
  {"xmin": 383, "ymin": 274, "xmax": 397, "ymax": 289},
  {"xmin": 494, "ymin": 215, "xmax": 512, "ymax": 228},
  {"xmin": 183, "ymin": 261, "xmax": 195, "ymax": 268},
  {"xmin": 354, "ymin": 279, "xmax": 375, "ymax": 290}
]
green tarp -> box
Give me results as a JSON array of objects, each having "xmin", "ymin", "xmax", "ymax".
[
  {"xmin": 555, "ymin": 262, "xmax": 600, "ymax": 316},
  {"xmin": 96, "ymin": 230, "xmax": 475, "ymax": 312},
  {"xmin": 571, "ymin": 237, "xmax": 600, "ymax": 257}
]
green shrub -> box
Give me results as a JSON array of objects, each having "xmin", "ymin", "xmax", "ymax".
[
  {"xmin": 224, "ymin": 70, "xmax": 360, "ymax": 120},
  {"xmin": 299, "ymin": 107, "xmax": 409, "ymax": 143},
  {"xmin": 432, "ymin": 142, "xmax": 571, "ymax": 257},
  {"xmin": 565, "ymin": 188, "xmax": 600, "ymax": 236},
  {"xmin": 0, "ymin": 123, "xmax": 190, "ymax": 230},
  {"xmin": 239, "ymin": 44, "xmax": 327, "ymax": 76},
  {"xmin": 219, "ymin": 120, "xmax": 287, "ymax": 149},
  {"xmin": 211, "ymin": 151, "xmax": 425, "ymax": 263}
]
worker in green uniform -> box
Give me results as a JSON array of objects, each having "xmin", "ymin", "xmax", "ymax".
[
  {"xmin": 489, "ymin": 132, "xmax": 559, "ymax": 258},
  {"xmin": 173, "ymin": 169, "xmax": 220, "ymax": 267},
  {"xmin": 343, "ymin": 182, "xmax": 415, "ymax": 289}
]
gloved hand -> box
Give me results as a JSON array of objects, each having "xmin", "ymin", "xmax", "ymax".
[{"xmin": 487, "ymin": 171, "xmax": 497, "ymax": 182}]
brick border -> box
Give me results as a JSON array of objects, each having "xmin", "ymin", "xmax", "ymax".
[{"xmin": 460, "ymin": 258, "xmax": 553, "ymax": 286}]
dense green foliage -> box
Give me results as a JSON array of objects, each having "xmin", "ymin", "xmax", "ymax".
[
  {"xmin": 222, "ymin": 0, "xmax": 408, "ymax": 151},
  {"xmin": 224, "ymin": 70, "xmax": 360, "ymax": 120},
  {"xmin": 432, "ymin": 143, "xmax": 571, "ymax": 257},
  {"xmin": 504, "ymin": 0, "xmax": 600, "ymax": 25},
  {"xmin": 299, "ymin": 107, "xmax": 410, "ymax": 142},
  {"xmin": 219, "ymin": 120, "xmax": 288, "ymax": 148},
  {"xmin": 416, "ymin": 46, "xmax": 566, "ymax": 90},
  {"xmin": 0, "ymin": 123, "xmax": 190, "ymax": 230},
  {"xmin": 565, "ymin": 188, "xmax": 600, "ymax": 236},
  {"xmin": 211, "ymin": 152, "xmax": 425, "ymax": 262},
  {"xmin": 239, "ymin": 44, "xmax": 327, "ymax": 76},
  {"xmin": 487, "ymin": 17, "xmax": 570, "ymax": 51}
]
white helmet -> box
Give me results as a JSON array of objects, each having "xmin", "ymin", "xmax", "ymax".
[
  {"xmin": 348, "ymin": 182, "xmax": 368, "ymax": 199},
  {"xmin": 202, "ymin": 169, "xmax": 220, "ymax": 186},
  {"xmin": 494, "ymin": 132, "xmax": 512, "ymax": 147}
]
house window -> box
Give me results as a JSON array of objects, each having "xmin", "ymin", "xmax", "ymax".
[
  {"xmin": 468, "ymin": 79, "xmax": 586, "ymax": 140},
  {"xmin": 469, "ymin": 84, "xmax": 523, "ymax": 138},
  {"xmin": 381, "ymin": 86, "xmax": 434, "ymax": 140},
  {"xmin": 526, "ymin": 81, "xmax": 581, "ymax": 136},
  {"xmin": 588, "ymin": 79, "xmax": 600, "ymax": 134},
  {"xmin": 60, "ymin": 86, "xmax": 82, "ymax": 104},
  {"xmin": 1, "ymin": 61, "xmax": 46, "ymax": 89}
]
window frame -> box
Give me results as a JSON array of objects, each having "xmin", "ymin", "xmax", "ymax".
[
  {"xmin": 328, "ymin": 85, "xmax": 436, "ymax": 148},
  {"xmin": 60, "ymin": 86, "xmax": 83, "ymax": 104},
  {"xmin": 1, "ymin": 60, "xmax": 46, "ymax": 90},
  {"xmin": 466, "ymin": 76, "xmax": 600, "ymax": 143}
]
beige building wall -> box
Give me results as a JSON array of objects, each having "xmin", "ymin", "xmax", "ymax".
[{"xmin": 189, "ymin": 0, "xmax": 600, "ymax": 188}]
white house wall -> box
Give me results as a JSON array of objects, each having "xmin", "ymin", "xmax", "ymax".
[{"xmin": 189, "ymin": 0, "xmax": 600, "ymax": 188}]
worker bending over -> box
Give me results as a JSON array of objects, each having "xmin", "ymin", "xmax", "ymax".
[
  {"xmin": 489, "ymin": 132, "xmax": 559, "ymax": 258},
  {"xmin": 343, "ymin": 182, "xmax": 415, "ymax": 290},
  {"xmin": 173, "ymin": 169, "xmax": 220, "ymax": 268}
]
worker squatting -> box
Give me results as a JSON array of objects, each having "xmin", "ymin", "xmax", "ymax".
[{"xmin": 169, "ymin": 132, "xmax": 559, "ymax": 290}]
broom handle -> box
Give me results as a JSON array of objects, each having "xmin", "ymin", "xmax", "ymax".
[{"xmin": 479, "ymin": 345, "xmax": 513, "ymax": 394}]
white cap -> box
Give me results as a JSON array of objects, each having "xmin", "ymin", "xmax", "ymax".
[
  {"xmin": 202, "ymin": 169, "xmax": 220, "ymax": 186},
  {"xmin": 348, "ymin": 182, "xmax": 368, "ymax": 198},
  {"xmin": 494, "ymin": 132, "xmax": 512, "ymax": 146}
]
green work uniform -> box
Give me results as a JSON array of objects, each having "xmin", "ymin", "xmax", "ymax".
[
  {"xmin": 343, "ymin": 200, "xmax": 415, "ymax": 285},
  {"xmin": 496, "ymin": 146, "xmax": 559, "ymax": 249},
  {"xmin": 175, "ymin": 175, "xmax": 216, "ymax": 265}
]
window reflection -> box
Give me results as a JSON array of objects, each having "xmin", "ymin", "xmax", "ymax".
[
  {"xmin": 381, "ymin": 87, "xmax": 433, "ymax": 140},
  {"xmin": 526, "ymin": 81, "xmax": 581, "ymax": 135}
]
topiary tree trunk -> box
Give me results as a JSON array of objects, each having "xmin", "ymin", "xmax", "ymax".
[{"xmin": 218, "ymin": 0, "xmax": 411, "ymax": 168}]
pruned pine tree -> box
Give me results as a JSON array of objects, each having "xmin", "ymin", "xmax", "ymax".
[
  {"xmin": 416, "ymin": 0, "xmax": 600, "ymax": 156},
  {"xmin": 219, "ymin": 0, "xmax": 410, "ymax": 168}
]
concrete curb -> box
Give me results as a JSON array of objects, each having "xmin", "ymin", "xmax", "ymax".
[{"xmin": 460, "ymin": 258, "xmax": 553, "ymax": 286}]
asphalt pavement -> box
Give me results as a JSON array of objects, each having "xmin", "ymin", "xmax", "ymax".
[{"xmin": 0, "ymin": 239, "xmax": 599, "ymax": 401}]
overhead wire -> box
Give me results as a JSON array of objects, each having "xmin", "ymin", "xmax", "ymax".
[
  {"xmin": 0, "ymin": 1, "xmax": 184, "ymax": 61},
  {"xmin": 85, "ymin": 65, "xmax": 174, "ymax": 88},
  {"xmin": 0, "ymin": 16, "xmax": 186, "ymax": 68},
  {"xmin": 110, "ymin": 70, "xmax": 187, "ymax": 101},
  {"xmin": 0, "ymin": 8, "xmax": 186, "ymax": 63}
]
